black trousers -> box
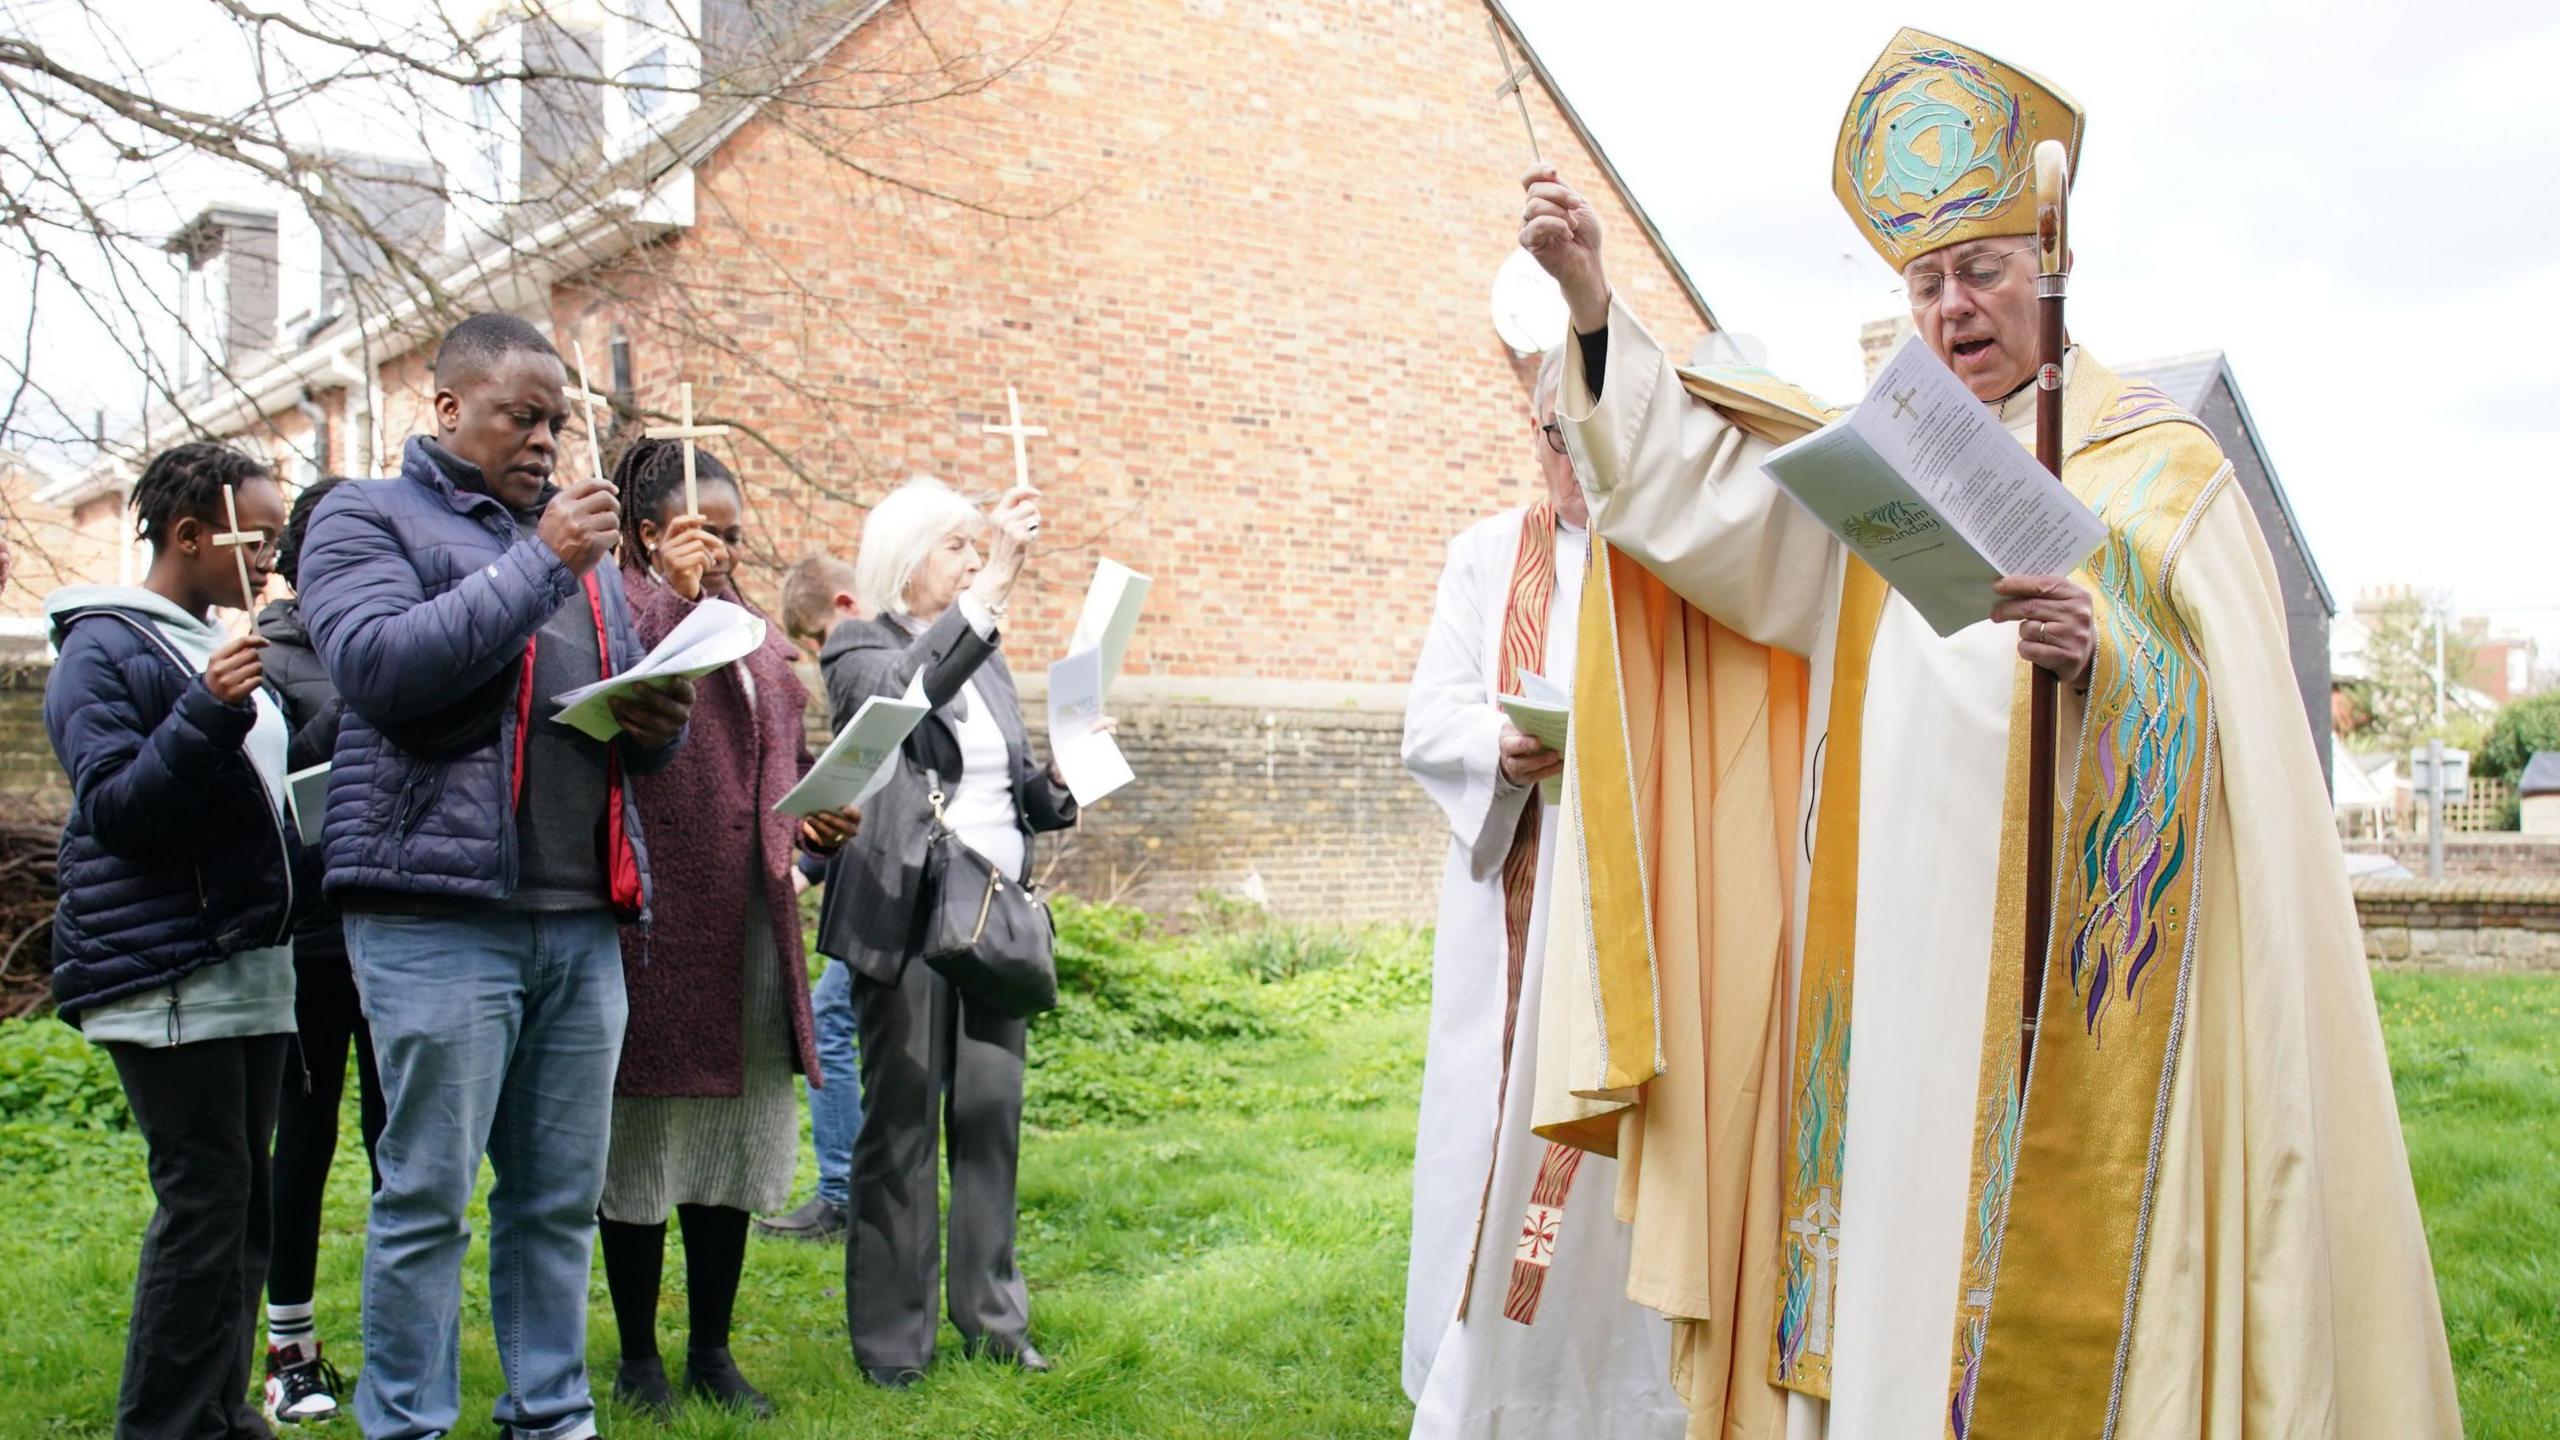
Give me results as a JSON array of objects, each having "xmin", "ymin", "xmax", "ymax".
[
  {"xmin": 845, "ymin": 956, "xmax": 1030, "ymax": 1370},
  {"xmin": 267, "ymin": 943, "xmax": 384, "ymax": 1307},
  {"xmin": 103, "ymin": 1031, "xmax": 290, "ymax": 1440}
]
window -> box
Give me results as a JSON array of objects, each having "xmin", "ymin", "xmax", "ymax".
[
  {"xmin": 446, "ymin": 22, "xmax": 524, "ymax": 251},
  {"xmin": 607, "ymin": 0, "xmax": 700, "ymax": 156}
]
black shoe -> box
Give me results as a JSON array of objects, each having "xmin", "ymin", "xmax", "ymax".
[
  {"xmin": 683, "ymin": 1347, "xmax": 774, "ymax": 1420},
  {"xmin": 861, "ymin": 1365, "xmax": 926, "ymax": 1391},
  {"xmin": 262, "ymin": 1343, "xmax": 348, "ymax": 1425},
  {"xmin": 965, "ymin": 1336, "xmax": 1052, "ymax": 1373},
  {"xmin": 752, "ymin": 1196, "xmax": 847, "ymax": 1243},
  {"xmin": 613, "ymin": 1355, "xmax": 677, "ymax": 1420}
]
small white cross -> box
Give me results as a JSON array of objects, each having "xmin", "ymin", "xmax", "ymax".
[
  {"xmin": 981, "ymin": 386, "xmax": 1048, "ymax": 493},
  {"xmin": 1487, "ymin": 17, "xmax": 1542, "ymax": 162},
  {"xmin": 570, "ymin": 341, "xmax": 612, "ymax": 485},
  {"xmin": 1786, "ymin": 1187, "xmax": 1843, "ymax": 1359},
  {"xmin": 213, "ymin": 483, "xmax": 264, "ymax": 613},
  {"xmin": 642, "ymin": 382, "xmax": 731, "ymax": 516}
]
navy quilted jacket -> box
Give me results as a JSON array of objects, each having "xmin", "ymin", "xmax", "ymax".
[
  {"xmin": 296, "ymin": 437, "xmax": 675, "ymax": 916},
  {"xmin": 42, "ymin": 597, "xmax": 308, "ymax": 1018}
]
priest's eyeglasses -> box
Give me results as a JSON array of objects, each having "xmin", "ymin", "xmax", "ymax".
[
  {"xmin": 1540, "ymin": 421, "xmax": 1566, "ymax": 455},
  {"xmin": 1901, "ymin": 245, "xmax": 2037, "ymax": 308}
]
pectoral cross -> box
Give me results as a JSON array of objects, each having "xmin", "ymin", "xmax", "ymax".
[
  {"xmin": 570, "ymin": 341, "xmax": 613, "ymax": 484},
  {"xmin": 1786, "ymin": 1188, "xmax": 1843, "ymax": 1358},
  {"xmin": 1891, "ymin": 386, "xmax": 1918, "ymax": 420},
  {"xmin": 214, "ymin": 483, "xmax": 263, "ymax": 614},
  {"xmin": 1487, "ymin": 16, "xmax": 1542, "ymax": 162},
  {"xmin": 642, "ymin": 382, "xmax": 730, "ymax": 517},
  {"xmin": 982, "ymin": 386, "xmax": 1048, "ymax": 492}
]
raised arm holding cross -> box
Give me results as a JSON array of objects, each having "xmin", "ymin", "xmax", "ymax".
[{"xmin": 643, "ymin": 382, "xmax": 730, "ymax": 518}]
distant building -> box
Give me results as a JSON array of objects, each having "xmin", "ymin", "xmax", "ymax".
[
  {"xmin": 2125, "ymin": 352, "xmax": 2338, "ymax": 784},
  {"xmin": 2457, "ymin": 616, "xmax": 2540, "ymax": 705},
  {"xmin": 2521, "ymin": 753, "xmax": 2560, "ymax": 836}
]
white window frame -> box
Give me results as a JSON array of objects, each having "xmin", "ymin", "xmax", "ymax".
[
  {"xmin": 604, "ymin": 0, "xmax": 702, "ymax": 159},
  {"xmin": 447, "ymin": 21, "xmax": 525, "ymax": 252}
]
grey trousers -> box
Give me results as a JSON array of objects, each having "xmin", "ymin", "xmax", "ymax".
[{"xmin": 845, "ymin": 953, "xmax": 1031, "ymax": 1369}]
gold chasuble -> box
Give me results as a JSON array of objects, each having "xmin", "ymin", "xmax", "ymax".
[{"xmin": 1532, "ymin": 369, "xmax": 1828, "ymax": 1440}]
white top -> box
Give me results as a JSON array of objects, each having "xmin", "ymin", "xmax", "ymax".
[
  {"xmin": 944, "ymin": 674, "xmax": 1025, "ymax": 880},
  {"xmin": 903, "ymin": 592, "xmax": 1026, "ymax": 881}
]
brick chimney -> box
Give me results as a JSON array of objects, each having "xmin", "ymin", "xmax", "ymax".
[{"xmin": 164, "ymin": 205, "xmax": 280, "ymax": 376}]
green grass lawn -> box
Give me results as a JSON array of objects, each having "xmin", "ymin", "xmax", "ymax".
[{"xmin": 0, "ymin": 918, "xmax": 2548, "ymax": 1439}]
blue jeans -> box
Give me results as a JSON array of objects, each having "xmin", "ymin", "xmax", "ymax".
[
  {"xmin": 809, "ymin": 958, "xmax": 864, "ymax": 1209},
  {"xmin": 347, "ymin": 910, "xmax": 627, "ymax": 1440}
]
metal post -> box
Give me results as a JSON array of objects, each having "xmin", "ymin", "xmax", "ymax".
[{"xmin": 2427, "ymin": 737, "xmax": 2446, "ymax": 880}]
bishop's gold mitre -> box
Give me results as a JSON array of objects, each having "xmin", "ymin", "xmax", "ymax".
[{"xmin": 1834, "ymin": 28, "xmax": 2085, "ymax": 269}]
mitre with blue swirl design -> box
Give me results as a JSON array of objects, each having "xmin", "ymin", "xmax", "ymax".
[{"xmin": 1834, "ymin": 28, "xmax": 2084, "ymax": 268}]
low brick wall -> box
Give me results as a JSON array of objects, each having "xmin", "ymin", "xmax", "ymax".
[
  {"xmin": 0, "ymin": 661, "xmax": 67, "ymax": 814},
  {"xmin": 2355, "ymin": 877, "xmax": 2560, "ymax": 972},
  {"xmin": 2347, "ymin": 835, "xmax": 2560, "ymax": 880},
  {"xmin": 1040, "ymin": 690, "xmax": 1443, "ymax": 925}
]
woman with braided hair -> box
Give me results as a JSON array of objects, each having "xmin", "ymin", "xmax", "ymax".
[
  {"xmin": 595, "ymin": 435, "xmax": 859, "ymax": 1420},
  {"xmin": 41, "ymin": 440, "xmax": 309, "ymax": 1439}
]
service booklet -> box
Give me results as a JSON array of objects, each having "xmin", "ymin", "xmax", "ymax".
[
  {"xmin": 553, "ymin": 598, "xmax": 769, "ymax": 740},
  {"xmin": 1761, "ymin": 334, "xmax": 2105, "ymax": 637},
  {"xmin": 774, "ymin": 694, "xmax": 932, "ymax": 817},
  {"xmin": 1067, "ymin": 558, "xmax": 1151, "ymax": 696}
]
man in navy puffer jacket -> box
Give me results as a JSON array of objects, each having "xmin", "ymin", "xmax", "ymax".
[{"xmin": 296, "ymin": 314, "xmax": 693, "ymax": 1440}]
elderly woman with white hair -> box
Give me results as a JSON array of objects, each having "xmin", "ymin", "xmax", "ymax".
[{"xmin": 812, "ymin": 476, "xmax": 1081, "ymax": 1389}]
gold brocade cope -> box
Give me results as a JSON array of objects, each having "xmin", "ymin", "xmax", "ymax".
[
  {"xmin": 1945, "ymin": 365, "xmax": 2231, "ymax": 1439},
  {"xmin": 1833, "ymin": 28, "xmax": 2085, "ymax": 268}
]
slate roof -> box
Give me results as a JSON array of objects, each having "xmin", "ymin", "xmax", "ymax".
[
  {"xmin": 2522, "ymin": 751, "xmax": 2560, "ymax": 798},
  {"xmin": 2124, "ymin": 350, "xmax": 2335, "ymax": 613}
]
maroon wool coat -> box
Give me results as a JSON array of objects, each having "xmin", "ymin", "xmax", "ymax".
[{"xmin": 612, "ymin": 563, "xmax": 823, "ymax": 1098}]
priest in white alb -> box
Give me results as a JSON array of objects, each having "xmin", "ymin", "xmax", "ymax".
[
  {"xmin": 1523, "ymin": 28, "xmax": 2462, "ymax": 1440},
  {"xmin": 1399, "ymin": 348, "xmax": 1687, "ymax": 1440}
]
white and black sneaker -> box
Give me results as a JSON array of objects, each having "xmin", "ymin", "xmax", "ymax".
[{"xmin": 263, "ymin": 1343, "xmax": 347, "ymax": 1425}]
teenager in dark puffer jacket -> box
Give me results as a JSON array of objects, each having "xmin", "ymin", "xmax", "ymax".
[
  {"xmin": 43, "ymin": 441, "xmax": 306, "ymax": 1440},
  {"xmin": 250, "ymin": 474, "xmax": 378, "ymax": 1427}
]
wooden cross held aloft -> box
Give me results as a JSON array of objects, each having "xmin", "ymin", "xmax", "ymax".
[
  {"xmin": 214, "ymin": 483, "xmax": 262, "ymax": 614},
  {"xmin": 1486, "ymin": 16, "xmax": 1542, "ymax": 162},
  {"xmin": 642, "ymin": 382, "xmax": 730, "ymax": 517},
  {"xmin": 982, "ymin": 386, "xmax": 1048, "ymax": 492},
  {"xmin": 570, "ymin": 341, "xmax": 612, "ymax": 485}
]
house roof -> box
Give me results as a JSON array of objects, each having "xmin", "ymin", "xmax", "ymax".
[
  {"xmin": 2124, "ymin": 350, "xmax": 2335, "ymax": 614},
  {"xmin": 2522, "ymin": 751, "xmax": 2560, "ymax": 798}
]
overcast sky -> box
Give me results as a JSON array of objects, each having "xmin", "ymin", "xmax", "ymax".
[{"xmin": 1506, "ymin": 0, "xmax": 2560, "ymax": 653}]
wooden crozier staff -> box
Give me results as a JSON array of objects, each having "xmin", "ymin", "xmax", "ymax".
[{"xmin": 2018, "ymin": 138, "xmax": 2069, "ymax": 1093}]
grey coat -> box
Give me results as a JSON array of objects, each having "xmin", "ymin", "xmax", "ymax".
[{"xmin": 812, "ymin": 607, "xmax": 1077, "ymax": 986}]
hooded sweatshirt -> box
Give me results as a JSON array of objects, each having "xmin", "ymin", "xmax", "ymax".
[{"xmin": 46, "ymin": 585, "xmax": 296, "ymax": 1047}]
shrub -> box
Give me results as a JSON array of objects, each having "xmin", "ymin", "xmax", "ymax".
[{"xmin": 0, "ymin": 1018, "xmax": 129, "ymax": 1151}]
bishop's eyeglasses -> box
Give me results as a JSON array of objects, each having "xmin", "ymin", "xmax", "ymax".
[{"xmin": 1901, "ymin": 245, "xmax": 2037, "ymax": 309}]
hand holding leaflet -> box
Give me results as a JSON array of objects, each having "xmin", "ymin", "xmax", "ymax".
[
  {"xmin": 1046, "ymin": 646, "xmax": 1132, "ymax": 805},
  {"xmin": 553, "ymin": 598, "xmax": 767, "ymax": 741},
  {"xmin": 776, "ymin": 694, "xmax": 932, "ymax": 817},
  {"xmin": 1759, "ymin": 334, "xmax": 2104, "ymax": 637},
  {"xmin": 1497, "ymin": 668, "xmax": 1570, "ymax": 802}
]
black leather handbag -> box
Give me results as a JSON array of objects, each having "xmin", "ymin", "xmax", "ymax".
[{"xmin": 916, "ymin": 770, "xmax": 1059, "ymax": 1018}]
